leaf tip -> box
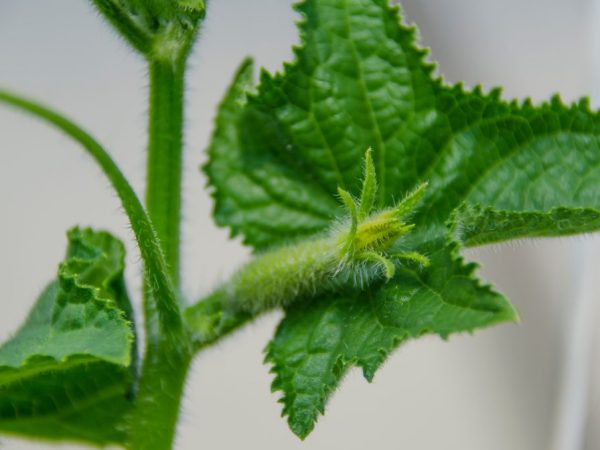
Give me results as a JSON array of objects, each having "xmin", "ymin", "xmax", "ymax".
[{"xmin": 290, "ymin": 417, "xmax": 315, "ymax": 440}]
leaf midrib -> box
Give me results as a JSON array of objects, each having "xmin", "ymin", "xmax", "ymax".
[
  {"xmin": 0, "ymin": 356, "xmax": 121, "ymax": 386},
  {"xmin": 340, "ymin": 0, "xmax": 388, "ymax": 206}
]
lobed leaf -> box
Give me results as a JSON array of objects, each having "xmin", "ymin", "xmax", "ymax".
[
  {"xmin": 0, "ymin": 228, "xmax": 136, "ymax": 445},
  {"xmin": 209, "ymin": 1, "xmax": 600, "ymax": 248},
  {"xmin": 266, "ymin": 242, "xmax": 516, "ymax": 438},
  {"xmin": 205, "ymin": 0, "xmax": 600, "ymax": 438}
]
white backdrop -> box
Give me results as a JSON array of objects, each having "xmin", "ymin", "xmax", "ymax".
[{"xmin": 0, "ymin": 1, "xmax": 598, "ymax": 449}]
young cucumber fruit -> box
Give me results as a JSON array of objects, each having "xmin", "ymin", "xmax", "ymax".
[{"xmin": 224, "ymin": 149, "xmax": 430, "ymax": 313}]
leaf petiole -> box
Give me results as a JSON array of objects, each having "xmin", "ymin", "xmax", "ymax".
[{"xmin": 0, "ymin": 90, "xmax": 184, "ymax": 339}]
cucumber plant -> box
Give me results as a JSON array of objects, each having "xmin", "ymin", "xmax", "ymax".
[{"xmin": 1, "ymin": 0, "xmax": 599, "ymax": 448}]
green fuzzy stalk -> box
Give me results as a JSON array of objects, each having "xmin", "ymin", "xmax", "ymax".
[
  {"xmin": 224, "ymin": 150, "xmax": 430, "ymax": 314},
  {"xmin": 228, "ymin": 238, "xmax": 339, "ymax": 313}
]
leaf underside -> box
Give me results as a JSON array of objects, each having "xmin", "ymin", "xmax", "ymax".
[
  {"xmin": 0, "ymin": 228, "xmax": 135, "ymax": 445},
  {"xmin": 204, "ymin": 0, "xmax": 600, "ymax": 439}
]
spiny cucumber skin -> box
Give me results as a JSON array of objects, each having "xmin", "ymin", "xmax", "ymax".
[{"xmin": 225, "ymin": 236, "xmax": 383, "ymax": 314}]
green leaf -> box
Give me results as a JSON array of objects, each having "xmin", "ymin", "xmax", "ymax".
[
  {"xmin": 205, "ymin": 0, "xmax": 600, "ymax": 438},
  {"xmin": 0, "ymin": 228, "xmax": 135, "ymax": 445},
  {"xmin": 177, "ymin": 0, "xmax": 204, "ymax": 12},
  {"xmin": 415, "ymin": 93, "xmax": 600, "ymax": 233},
  {"xmin": 266, "ymin": 242, "xmax": 516, "ymax": 438},
  {"xmin": 210, "ymin": 2, "xmax": 600, "ymax": 249},
  {"xmin": 450, "ymin": 204, "xmax": 600, "ymax": 247},
  {"xmin": 209, "ymin": 0, "xmax": 440, "ymax": 251},
  {"xmin": 204, "ymin": 59, "xmax": 339, "ymax": 249}
]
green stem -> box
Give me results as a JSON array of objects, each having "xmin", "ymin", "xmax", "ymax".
[
  {"xmin": 128, "ymin": 343, "xmax": 192, "ymax": 450},
  {"xmin": 0, "ymin": 89, "xmax": 191, "ymax": 449},
  {"xmin": 184, "ymin": 289, "xmax": 254, "ymax": 350},
  {"xmin": 129, "ymin": 57, "xmax": 189, "ymax": 450},
  {"xmin": 146, "ymin": 59, "xmax": 186, "ymax": 288},
  {"xmin": 0, "ymin": 90, "xmax": 183, "ymax": 338}
]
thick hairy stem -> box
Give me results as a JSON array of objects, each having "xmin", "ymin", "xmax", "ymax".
[
  {"xmin": 146, "ymin": 59, "xmax": 186, "ymax": 289},
  {"xmin": 142, "ymin": 58, "xmax": 186, "ymax": 350},
  {"xmin": 128, "ymin": 343, "xmax": 192, "ymax": 450},
  {"xmin": 130, "ymin": 57, "xmax": 189, "ymax": 450}
]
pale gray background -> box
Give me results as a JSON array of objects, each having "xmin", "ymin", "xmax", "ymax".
[{"xmin": 0, "ymin": 1, "xmax": 599, "ymax": 449}]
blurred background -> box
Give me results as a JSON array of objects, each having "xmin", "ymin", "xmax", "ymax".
[{"xmin": 0, "ymin": 1, "xmax": 599, "ymax": 449}]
